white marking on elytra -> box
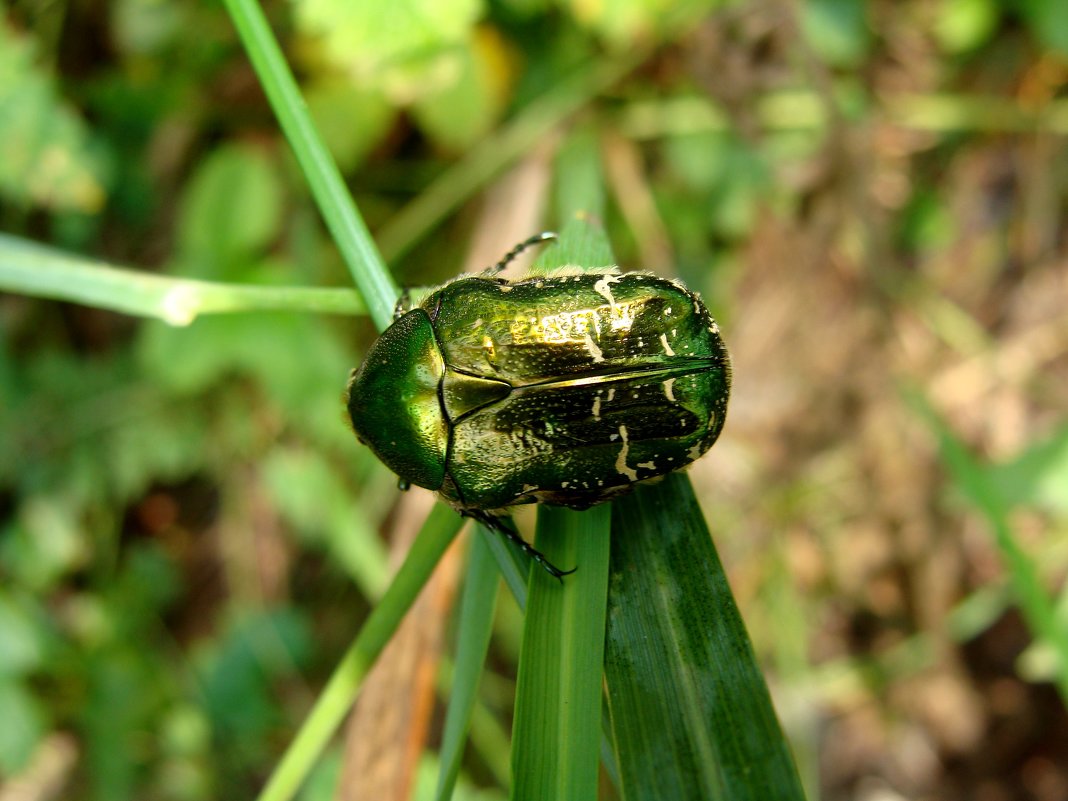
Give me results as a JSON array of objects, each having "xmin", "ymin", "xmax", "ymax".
[
  {"xmin": 615, "ymin": 425, "xmax": 639, "ymax": 482},
  {"xmin": 663, "ymin": 378, "xmax": 676, "ymax": 402},
  {"xmin": 594, "ymin": 273, "xmax": 622, "ymax": 311},
  {"xmin": 659, "ymin": 333, "xmax": 675, "ymax": 356},
  {"xmin": 592, "ymin": 395, "xmax": 602, "ymax": 421},
  {"xmin": 637, "ymin": 460, "xmax": 655, "ymax": 470},
  {"xmin": 607, "ymin": 387, "xmax": 616, "ymax": 403},
  {"xmin": 687, "ymin": 442, "xmax": 704, "ymax": 461},
  {"xmin": 584, "ymin": 331, "xmax": 604, "ymax": 362},
  {"xmin": 561, "ymin": 480, "xmax": 570, "ymax": 488}
]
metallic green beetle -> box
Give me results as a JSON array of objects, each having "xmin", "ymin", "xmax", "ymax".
[{"xmin": 346, "ymin": 252, "xmax": 732, "ymax": 542}]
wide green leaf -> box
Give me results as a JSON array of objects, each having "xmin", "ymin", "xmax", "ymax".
[{"xmin": 605, "ymin": 473, "xmax": 806, "ymax": 801}]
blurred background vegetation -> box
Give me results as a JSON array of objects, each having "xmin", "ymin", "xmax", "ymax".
[{"xmin": 2, "ymin": 0, "xmax": 1068, "ymax": 799}]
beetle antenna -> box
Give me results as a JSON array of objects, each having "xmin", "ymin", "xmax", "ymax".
[
  {"xmin": 485, "ymin": 232, "xmax": 558, "ymax": 277},
  {"xmin": 464, "ymin": 510, "xmax": 576, "ymax": 582}
]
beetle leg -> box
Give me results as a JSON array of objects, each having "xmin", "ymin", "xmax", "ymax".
[
  {"xmin": 464, "ymin": 509, "xmax": 576, "ymax": 582},
  {"xmin": 483, "ymin": 232, "xmax": 558, "ymax": 278},
  {"xmin": 393, "ymin": 290, "xmax": 412, "ymax": 320}
]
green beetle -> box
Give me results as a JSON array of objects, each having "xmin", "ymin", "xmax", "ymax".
[{"xmin": 346, "ymin": 240, "xmax": 731, "ymax": 575}]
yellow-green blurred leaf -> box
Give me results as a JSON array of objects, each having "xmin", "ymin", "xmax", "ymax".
[
  {"xmin": 564, "ymin": 0, "xmax": 720, "ymax": 48},
  {"xmin": 411, "ymin": 27, "xmax": 514, "ymax": 152},
  {"xmin": 935, "ymin": 0, "xmax": 999, "ymax": 53},
  {"xmin": 0, "ymin": 21, "xmax": 108, "ymax": 212},
  {"xmin": 293, "ymin": 0, "xmax": 483, "ymax": 102}
]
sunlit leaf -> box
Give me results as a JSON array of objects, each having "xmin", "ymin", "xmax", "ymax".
[{"xmin": 292, "ymin": 0, "xmax": 483, "ymax": 102}]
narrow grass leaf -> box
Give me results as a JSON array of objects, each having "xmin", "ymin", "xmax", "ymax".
[
  {"xmin": 435, "ymin": 533, "xmax": 502, "ymax": 801},
  {"xmin": 480, "ymin": 524, "xmax": 530, "ymax": 609},
  {"xmin": 605, "ymin": 473, "xmax": 805, "ymax": 801},
  {"xmin": 510, "ymin": 504, "xmax": 611, "ymax": 800}
]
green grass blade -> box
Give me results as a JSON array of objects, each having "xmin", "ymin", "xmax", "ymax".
[
  {"xmin": 605, "ymin": 473, "xmax": 805, "ymax": 801},
  {"xmin": 479, "ymin": 524, "xmax": 530, "ymax": 609},
  {"xmin": 0, "ymin": 234, "xmax": 363, "ymax": 322},
  {"xmin": 222, "ymin": 0, "xmax": 397, "ymax": 330},
  {"xmin": 435, "ymin": 532, "xmax": 502, "ymax": 801},
  {"xmin": 510, "ymin": 504, "xmax": 612, "ymax": 801},
  {"xmin": 256, "ymin": 504, "xmax": 462, "ymax": 801}
]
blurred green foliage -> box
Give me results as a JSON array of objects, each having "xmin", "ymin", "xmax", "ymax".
[
  {"xmin": 0, "ymin": 21, "xmax": 108, "ymax": 212},
  {"xmin": 2, "ymin": 0, "xmax": 1068, "ymax": 798}
]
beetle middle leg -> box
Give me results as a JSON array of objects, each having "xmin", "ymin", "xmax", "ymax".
[
  {"xmin": 483, "ymin": 232, "xmax": 558, "ymax": 278},
  {"xmin": 464, "ymin": 509, "xmax": 576, "ymax": 582}
]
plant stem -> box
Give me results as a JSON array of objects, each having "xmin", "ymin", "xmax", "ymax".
[{"xmin": 0, "ymin": 234, "xmax": 363, "ymax": 323}]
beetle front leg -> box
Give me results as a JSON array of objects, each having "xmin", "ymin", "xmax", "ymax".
[
  {"xmin": 393, "ymin": 289, "xmax": 413, "ymax": 320},
  {"xmin": 464, "ymin": 509, "xmax": 576, "ymax": 582}
]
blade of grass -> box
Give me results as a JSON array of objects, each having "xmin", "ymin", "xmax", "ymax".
[
  {"xmin": 256, "ymin": 504, "xmax": 462, "ymax": 801},
  {"xmin": 510, "ymin": 504, "xmax": 612, "ymax": 801},
  {"xmin": 0, "ymin": 234, "xmax": 363, "ymax": 323},
  {"xmin": 605, "ymin": 473, "xmax": 806, "ymax": 801},
  {"xmin": 480, "ymin": 524, "xmax": 530, "ymax": 609},
  {"xmin": 434, "ymin": 533, "xmax": 502, "ymax": 801},
  {"xmin": 548, "ymin": 126, "xmax": 610, "ymax": 234},
  {"xmin": 913, "ymin": 394, "xmax": 1068, "ymax": 705},
  {"xmin": 465, "ymin": 685, "xmax": 513, "ymax": 789},
  {"xmin": 222, "ymin": 0, "xmax": 397, "ymax": 331}
]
